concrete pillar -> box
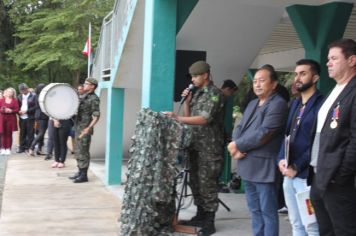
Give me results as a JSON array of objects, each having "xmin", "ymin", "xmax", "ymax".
[
  {"xmin": 287, "ymin": 2, "xmax": 353, "ymax": 93},
  {"xmin": 105, "ymin": 87, "xmax": 124, "ymax": 185},
  {"xmin": 142, "ymin": 0, "xmax": 178, "ymax": 111}
]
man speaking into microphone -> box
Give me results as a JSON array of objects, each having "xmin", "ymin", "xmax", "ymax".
[{"xmin": 165, "ymin": 61, "xmax": 225, "ymax": 236}]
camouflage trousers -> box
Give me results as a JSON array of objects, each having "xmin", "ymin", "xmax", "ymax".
[
  {"xmin": 74, "ymin": 133, "xmax": 91, "ymax": 169},
  {"xmin": 188, "ymin": 149, "xmax": 223, "ymax": 212}
]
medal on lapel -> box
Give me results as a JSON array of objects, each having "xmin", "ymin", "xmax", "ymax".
[{"xmin": 330, "ymin": 103, "xmax": 340, "ymax": 129}]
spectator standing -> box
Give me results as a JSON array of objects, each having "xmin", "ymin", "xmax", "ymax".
[
  {"xmin": 44, "ymin": 118, "xmax": 54, "ymax": 160},
  {"xmin": 27, "ymin": 84, "xmax": 49, "ymax": 156},
  {"xmin": 228, "ymin": 64, "xmax": 288, "ymax": 236},
  {"xmin": 310, "ymin": 38, "xmax": 356, "ymax": 235},
  {"xmin": 278, "ymin": 59, "xmax": 323, "ymax": 236},
  {"xmin": 51, "ymin": 119, "xmax": 73, "ymax": 168},
  {"xmin": 17, "ymin": 83, "xmax": 36, "ymax": 153},
  {"xmin": 0, "ymin": 88, "xmax": 19, "ymax": 155}
]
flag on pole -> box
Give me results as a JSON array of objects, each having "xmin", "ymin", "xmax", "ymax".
[
  {"xmin": 83, "ymin": 22, "xmax": 91, "ymax": 77},
  {"xmin": 82, "ymin": 38, "xmax": 91, "ymax": 57}
]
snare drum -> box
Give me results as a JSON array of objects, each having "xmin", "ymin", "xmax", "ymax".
[{"xmin": 39, "ymin": 83, "xmax": 79, "ymax": 120}]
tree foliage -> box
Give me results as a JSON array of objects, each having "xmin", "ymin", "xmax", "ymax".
[{"xmin": 1, "ymin": 0, "xmax": 114, "ymax": 89}]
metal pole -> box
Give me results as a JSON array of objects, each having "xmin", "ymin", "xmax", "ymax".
[{"xmin": 87, "ymin": 22, "xmax": 91, "ymax": 77}]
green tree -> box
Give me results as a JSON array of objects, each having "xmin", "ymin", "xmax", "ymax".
[{"xmin": 4, "ymin": 0, "xmax": 114, "ymax": 86}]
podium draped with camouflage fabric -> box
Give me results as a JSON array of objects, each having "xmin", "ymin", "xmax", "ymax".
[{"xmin": 120, "ymin": 109, "xmax": 192, "ymax": 236}]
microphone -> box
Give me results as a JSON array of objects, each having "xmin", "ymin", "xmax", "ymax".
[{"xmin": 180, "ymin": 84, "xmax": 195, "ymax": 104}]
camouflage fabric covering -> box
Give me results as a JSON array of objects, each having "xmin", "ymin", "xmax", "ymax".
[{"xmin": 120, "ymin": 108, "xmax": 192, "ymax": 236}]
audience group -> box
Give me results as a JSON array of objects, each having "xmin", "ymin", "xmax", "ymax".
[
  {"xmin": 0, "ymin": 83, "xmax": 84, "ymax": 171},
  {"xmin": 0, "ymin": 38, "xmax": 355, "ymax": 236},
  {"xmin": 227, "ymin": 38, "xmax": 356, "ymax": 236}
]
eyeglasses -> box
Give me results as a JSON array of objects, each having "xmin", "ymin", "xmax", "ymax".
[{"xmin": 84, "ymin": 82, "xmax": 93, "ymax": 86}]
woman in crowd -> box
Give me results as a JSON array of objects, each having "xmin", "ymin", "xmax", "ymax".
[
  {"xmin": 51, "ymin": 118, "xmax": 73, "ymax": 168},
  {"xmin": 0, "ymin": 88, "xmax": 19, "ymax": 155}
]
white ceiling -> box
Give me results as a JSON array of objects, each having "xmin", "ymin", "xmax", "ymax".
[{"xmin": 176, "ymin": 0, "xmax": 356, "ymax": 85}]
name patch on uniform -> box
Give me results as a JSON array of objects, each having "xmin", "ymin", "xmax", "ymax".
[{"xmin": 211, "ymin": 96, "xmax": 219, "ymax": 102}]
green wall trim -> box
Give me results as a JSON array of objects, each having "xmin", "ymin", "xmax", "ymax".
[
  {"xmin": 142, "ymin": 0, "xmax": 178, "ymax": 111},
  {"xmin": 247, "ymin": 69, "xmax": 257, "ymax": 81},
  {"xmin": 176, "ymin": 0, "xmax": 199, "ymax": 34},
  {"xmin": 105, "ymin": 87, "xmax": 125, "ymax": 185},
  {"xmin": 221, "ymin": 97, "xmax": 234, "ymax": 184},
  {"xmin": 287, "ymin": 2, "xmax": 353, "ymax": 94}
]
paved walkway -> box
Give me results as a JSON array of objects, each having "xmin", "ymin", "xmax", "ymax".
[
  {"xmin": 0, "ymin": 155, "xmax": 121, "ymax": 236},
  {"xmin": 0, "ymin": 154, "xmax": 292, "ymax": 236}
]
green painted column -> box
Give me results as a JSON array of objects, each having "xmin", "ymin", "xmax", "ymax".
[
  {"xmin": 247, "ymin": 69, "xmax": 257, "ymax": 81},
  {"xmin": 142, "ymin": 0, "xmax": 178, "ymax": 111},
  {"xmin": 142, "ymin": 0, "xmax": 198, "ymax": 111},
  {"xmin": 287, "ymin": 2, "xmax": 353, "ymax": 94},
  {"xmin": 177, "ymin": 0, "xmax": 199, "ymax": 33},
  {"xmin": 220, "ymin": 97, "xmax": 233, "ymax": 184},
  {"xmin": 105, "ymin": 87, "xmax": 124, "ymax": 185}
]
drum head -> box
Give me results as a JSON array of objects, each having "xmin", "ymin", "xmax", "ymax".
[{"xmin": 39, "ymin": 83, "xmax": 79, "ymax": 120}]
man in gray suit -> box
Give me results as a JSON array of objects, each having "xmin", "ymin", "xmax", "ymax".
[{"xmin": 228, "ymin": 64, "xmax": 288, "ymax": 236}]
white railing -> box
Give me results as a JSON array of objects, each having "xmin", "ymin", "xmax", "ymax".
[{"xmin": 92, "ymin": 0, "xmax": 138, "ymax": 83}]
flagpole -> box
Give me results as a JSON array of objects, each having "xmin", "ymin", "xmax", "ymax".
[{"xmin": 87, "ymin": 22, "xmax": 91, "ymax": 77}]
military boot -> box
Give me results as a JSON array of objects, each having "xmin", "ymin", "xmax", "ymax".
[
  {"xmin": 197, "ymin": 212, "xmax": 216, "ymax": 236},
  {"xmin": 179, "ymin": 206, "xmax": 205, "ymax": 227},
  {"xmin": 68, "ymin": 167, "xmax": 81, "ymax": 180},
  {"xmin": 73, "ymin": 168, "xmax": 88, "ymax": 183}
]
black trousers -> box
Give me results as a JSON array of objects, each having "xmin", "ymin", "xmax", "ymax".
[
  {"xmin": 53, "ymin": 126, "xmax": 70, "ymax": 163},
  {"xmin": 310, "ymin": 177, "xmax": 356, "ymax": 236},
  {"xmin": 30, "ymin": 119, "xmax": 48, "ymax": 151},
  {"xmin": 19, "ymin": 118, "xmax": 35, "ymax": 151}
]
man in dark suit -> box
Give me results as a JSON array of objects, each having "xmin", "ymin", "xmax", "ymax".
[
  {"xmin": 278, "ymin": 59, "xmax": 324, "ymax": 235},
  {"xmin": 17, "ymin": 83, "xmax": 36, "ymax": 153},
  {"xmin": 310, "ymin": 38, "xmax": 356, "ymax": 236},
  {"xmin": 228, "ymin": 64, "xmax": 288, "ymax": 236}
]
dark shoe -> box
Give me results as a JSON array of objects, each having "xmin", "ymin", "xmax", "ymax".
[
  {"xmin": 69, "ymin": 168, "xmax": 81, "ymax": 180},
  {"xmin": 179, "ymin": 206, "xmax": 205, "ymax": 227},
  {"xmin": 73, "ymin": 168, "xmax": 88, "ymax": 183},
  {"xmin": 17, "ymin": 149, "xmax": 25, "ymax": 153},
  {"xmin": 36, "ymin": 150, "xmax": 46, "ymax": 155},
  {"xmin": 44, "ymin": 154, "xmax": 52, "ymax": 160},
  {"xmin": 197, "ymin": 212, "xmax": 216, "ymax": 236}
]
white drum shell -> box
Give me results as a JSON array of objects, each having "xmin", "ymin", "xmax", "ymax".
[{"xmin": 39, "ymin": 83, "xmax": 79, "ymax": 120}]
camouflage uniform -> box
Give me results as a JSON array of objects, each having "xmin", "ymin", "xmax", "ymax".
[
  {"xmin": 74, "ymin": 92, "xmax": 100, "ymax": 169},
  {"xmin": 188, "ymin": 81, "xmax": 225, "ymax": 213}
]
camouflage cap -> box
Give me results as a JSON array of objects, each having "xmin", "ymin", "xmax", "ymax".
[
  {"xmin": 85, "ymin": 77, "xmax": 98, "ymax": 85},
  {"xmin": 189, "ymin": 61, "xmax": 210, "ymax": 76}
]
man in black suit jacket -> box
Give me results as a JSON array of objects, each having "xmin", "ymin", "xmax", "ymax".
[
  {"xmin": 17, "ymin": 83, "xmax": 36, "ymax": 152},
  {"xmin": 310, "ymin": 38, "xmax": 356, "ymax": 236}
]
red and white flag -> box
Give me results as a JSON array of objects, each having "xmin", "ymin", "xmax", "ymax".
[{"xmin": 82, "ymin": 38, "xmax": 91, "ymax": 57}]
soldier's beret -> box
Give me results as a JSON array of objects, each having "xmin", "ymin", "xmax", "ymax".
[
  {"xmin": 189, "ymin": 61, "xmax": 210, "ymax": 76},
  {"xmin": 85, "ymin": 77, "xmax": 98, "ymax": 86}
]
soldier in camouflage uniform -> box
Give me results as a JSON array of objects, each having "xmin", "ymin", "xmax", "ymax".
[
  {"xmin": 165, "ymin": 61, "xmax": 225, "ymax": 236},
  {"xmin": 69, "ymin": 77, "xmax": 100, "ymax": 183}
]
